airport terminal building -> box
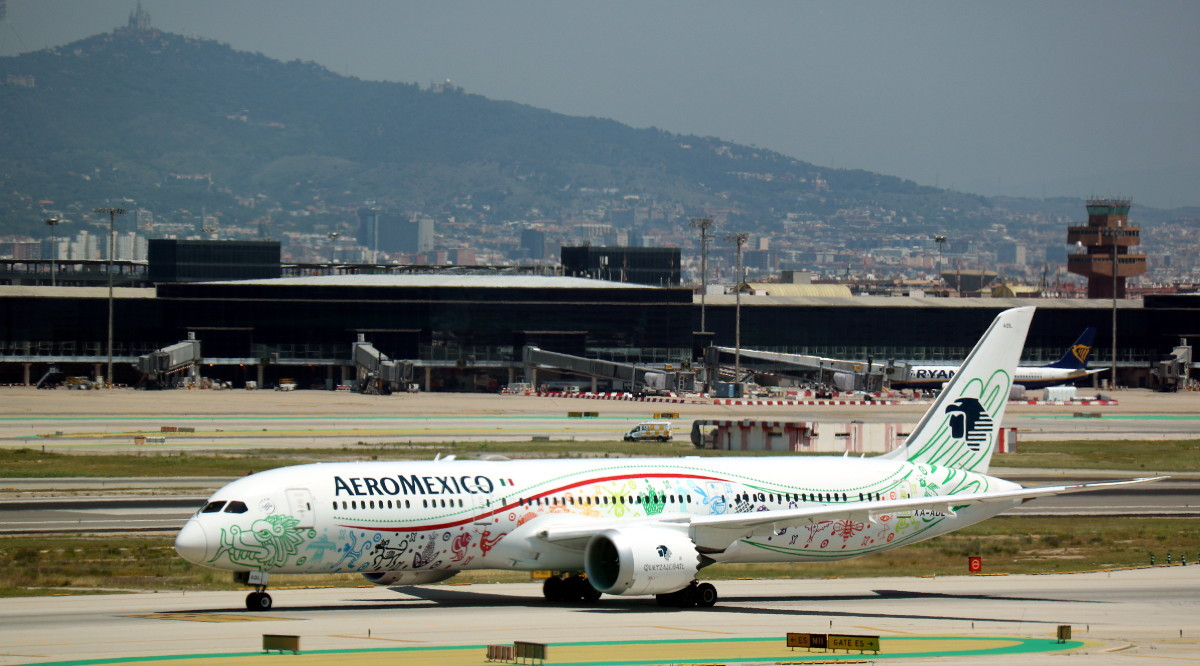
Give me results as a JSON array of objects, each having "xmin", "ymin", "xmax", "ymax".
[{"xmin": 2, "ymin": 266, "xmax": 1198, "ymax": 390}]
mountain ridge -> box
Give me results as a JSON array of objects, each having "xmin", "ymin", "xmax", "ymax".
[{"xmin": 2, "ymin": 26, "xmax": 1192, "ymax": 240}]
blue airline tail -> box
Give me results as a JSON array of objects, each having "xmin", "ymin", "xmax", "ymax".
[{"xmin": 1044, "ymin": 327, "xmax": 1095, "ymax": 370}]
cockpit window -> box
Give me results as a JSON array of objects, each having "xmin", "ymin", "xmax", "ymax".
[
  {"xmin": 200, "ymin": 501, "xmax": 226, "ymax": 513},
  {"xmin": 223, "ymin": 501, "xmax": 249, "ymax": 514}
]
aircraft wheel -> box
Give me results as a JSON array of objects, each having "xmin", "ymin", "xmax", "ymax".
[
  {"xmin": 542, "ymin": 576, "xmax": 566, "ymax": 602},
  {"xmin": 246, "ymin": 591, "xmax": 273, "ymax": 611},
  {"xmin": 695, "ymin": 583, "xmax": 718, "ymax": 607},
  {"xmin": 571, "ymin": 576, "xmax": 602, "ymax": 603}
]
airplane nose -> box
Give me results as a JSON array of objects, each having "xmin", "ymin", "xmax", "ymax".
[{"xmin": 174, "ymin": 519, "xmax": 209, "ymax": 564}]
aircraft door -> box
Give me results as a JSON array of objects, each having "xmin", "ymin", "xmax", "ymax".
[
  {"xmin": 286, "ymin": 488, "xmax": 315, "ymax": 528},
  {"xmin": 473, "ymin": 493, "xmax": 496, "ymax": 526}
]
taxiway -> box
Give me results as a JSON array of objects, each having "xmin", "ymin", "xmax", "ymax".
[{"xmin": 0, "ymin": 567, "xmax": 1197, "ymax": 665}]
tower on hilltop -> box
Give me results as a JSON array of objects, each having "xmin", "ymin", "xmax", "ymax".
[
  {"xmin": 1066, "ymin": 198, "xmax": 1146, "ymax": 299},
  {"xmin": 128, "ymin": 1, "xmax": 151, "ymax": 30}
]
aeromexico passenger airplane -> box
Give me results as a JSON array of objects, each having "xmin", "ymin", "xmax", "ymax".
[
  {"xmin": 890, "ymin": 327, "xmax": 1104, "ymax": 391},
  {"xmin": 175, "ymin": 309, "xmax": 1156, "ymax": 610}
]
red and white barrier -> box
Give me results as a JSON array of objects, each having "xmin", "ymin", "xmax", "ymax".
[{"xmin": 1015, "ymin": 399, "xmax": 1120, "ymax": 406}]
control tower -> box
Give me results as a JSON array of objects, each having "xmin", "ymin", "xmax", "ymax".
[{"xmin": 1066, "ymin": 198, "xmax": 1146, "ymax": 299}]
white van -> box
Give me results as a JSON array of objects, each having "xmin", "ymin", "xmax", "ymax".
[{"xmin": 623, "ymin": 421, "xmax": 673, "ymax": 442}]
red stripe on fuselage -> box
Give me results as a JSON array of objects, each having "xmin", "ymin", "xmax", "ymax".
[{"xmin": 336, "ymin": 471, "xmax": 725, "ymax": 533}]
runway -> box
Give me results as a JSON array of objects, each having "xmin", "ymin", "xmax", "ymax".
[{"xmin": 0, "ymin": 567, "xmax": 1197, "ymax": 665}]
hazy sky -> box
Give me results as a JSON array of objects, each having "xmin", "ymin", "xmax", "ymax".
[{"xmin": 4, "ymin": 1, "xmax": 1199, "ymax": 208}]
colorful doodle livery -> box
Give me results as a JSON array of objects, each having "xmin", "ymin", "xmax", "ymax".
[{"xmin": 175, "ymin": 307, "xmax": 1161, "ymax": 610}]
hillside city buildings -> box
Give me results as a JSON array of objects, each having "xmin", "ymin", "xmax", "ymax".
[{"xmin": 4, "ymin": 192, "xmax": 1198, "ymax": 297}]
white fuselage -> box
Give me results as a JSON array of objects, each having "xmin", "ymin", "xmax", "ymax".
[
  {"xmin": 894, "ymin": 364, "xmax": 1097, "ymax": 390},
  {"xmin": 176, "ymin": 456, "xmax": 1021, "ymax": 576}
]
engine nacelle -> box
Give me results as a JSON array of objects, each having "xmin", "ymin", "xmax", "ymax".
[
  {"xmin": 361, "ymin": 570, "xmax": 458, "ymax": 586},
  {"xmin": 584, "ymin": 526, "xmax": 699, "ymax": 596}
]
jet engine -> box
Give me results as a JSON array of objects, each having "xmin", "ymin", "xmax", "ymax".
[
  {"xmin": 584, "ymin": 527, "xmax": 699, "ymax": 596},
  {"xmin": 361, "ymin": 570, "xmax": 458, "ymax": 586}
]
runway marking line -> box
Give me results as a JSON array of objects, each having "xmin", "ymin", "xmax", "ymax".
[
  {"xmin": 646, "ymin": 625, "xmax": 737, "ymax": 635},
  {"xmin": 120, "ymin": 613, "xmax": 298, "ymax": 623},
  {"xmin": 855, "ymin": 625, "xmax": 918, "ymax": 635},
  {"xmin": 328, "ymin": 635, "xmax": 426, "ymax": 643},
  {"xmin": 2, "ymin": 635, "xmax": 1087, "ymax": 666}
]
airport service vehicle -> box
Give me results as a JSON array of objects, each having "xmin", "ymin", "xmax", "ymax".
[
  {"xmin": 175, "ymin": 309, "xmax": 1157, "ymax": 610},
  {"xmin": 890, "ymin": 327, "xmax": 1105, "ymax": 390},
  {"xmin": 624, "ymin": 421, "xmax": 672, "ymax": 442}
]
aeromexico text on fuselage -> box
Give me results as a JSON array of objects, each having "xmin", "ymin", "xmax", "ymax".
[{"xmin": 334, "ymin": 474, "xmax": 507, "ymax": 497}]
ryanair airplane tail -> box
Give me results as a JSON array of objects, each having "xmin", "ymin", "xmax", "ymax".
[
  {"xmin": 1044, "ymin": 327, "xmax": 1096, "ymax": 369},
  {"xmin": 883, "ymin": 306, "xmax": 1034, "ymax": 473}
]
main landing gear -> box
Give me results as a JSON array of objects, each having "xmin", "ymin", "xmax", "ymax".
[
  {"xmin": 656, "ymin": 581, "xmax": 718, "ymax": 608},
  {"xmin": 542, "ymin": 573, "xmax": 602, "ymax": 603}
]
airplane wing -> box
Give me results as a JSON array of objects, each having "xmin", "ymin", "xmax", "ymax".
[{"xmin": 534, "ymin": 477, "xmax": 1165, "ymax": 552}]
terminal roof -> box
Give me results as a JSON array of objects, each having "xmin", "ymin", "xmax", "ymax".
[{"xmin": 218, "ymin": 274, "xmax": 653, "ymax": 289}]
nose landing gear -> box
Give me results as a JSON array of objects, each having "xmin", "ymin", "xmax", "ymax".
[
  {"xmin": 246, "ymin": 589, "xmax": 273, "ymax": 610},
  {"xmin": 236, "ymin": 570, "xmax": 273, "ymax": 611}
]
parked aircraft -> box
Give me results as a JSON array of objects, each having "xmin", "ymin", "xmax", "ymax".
[
  {"xmin": 890, "ymin": 327, "xmax": 1104, "ymax": 390},
  {"xmin": 175, "ymin": 310, "xmax": 1156, "ymax": 610}
]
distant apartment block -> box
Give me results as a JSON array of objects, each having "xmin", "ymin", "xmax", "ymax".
[{"xmin": 357, "ymin": 208, "xmax": 435, "ymax": 258}]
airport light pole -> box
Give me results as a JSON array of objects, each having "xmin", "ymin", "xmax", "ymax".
[
  {"xmin": 690, "ymin": 218, "xmax": 714, "ymax": 333},
  {"xmin": 726, "ymin": 231, "xmax": 748, "ymax": 386},
  {"xmin": 327, "ymin": 231, "xmax": 340, "ymax": 269},
  {"xmin": 1110, "ymin": 228, "xmax": 1118, "ymax": 389},
  {"xmin": 95, "ymin": 207, "xmax": 125, "ymax": 388},
  {"xmin": 44, "ymin": 218, "xmax": 63, "ymax": 286}
]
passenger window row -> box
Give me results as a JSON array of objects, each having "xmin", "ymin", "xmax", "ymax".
[
  {"xmin": 333, "ymin": 499, "xmax": 421, "ymax": 511},
  {"xmin": 329, "ymin": 490, "xmax": 892, "ymax": 514},
  {"xmin": 735, "ymin": 492, "xmax": 852, "ymax": 503},
  {"xmin": 518, "ymin": 494, "xmax": 691, "ymax": 507}
]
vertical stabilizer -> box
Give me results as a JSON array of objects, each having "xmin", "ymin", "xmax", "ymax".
[
  {"xmin": 1044, "ymin": 327, "xmax": 1095, "ymax": 369},
  {"xmin": 883, "ymin": 306, "xmax": 1034, "ymax": 473}
]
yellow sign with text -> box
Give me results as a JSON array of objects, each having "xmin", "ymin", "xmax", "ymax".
[{"xmin": 828, "ymin": 634, "xmax": 880, "ymax": 652}]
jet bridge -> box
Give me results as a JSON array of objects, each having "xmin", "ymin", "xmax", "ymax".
[
  {"xmin": 1152, "ymin": 338, "xmax": 1193, "ymax": 392},
  {"xmin": 522, "ymin": 346, "xmax": 694, "ymax": 394},
  {"xmin": 353, "ymin": 339, "xmax": 414, "ymax": 394},
  {"xmin": 707, "ymin": 346, "xmax": 885, "ymax": 393},
  {"xmin": 135, "ymin": 337, "xmax": 202, "ymax": 388}
]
